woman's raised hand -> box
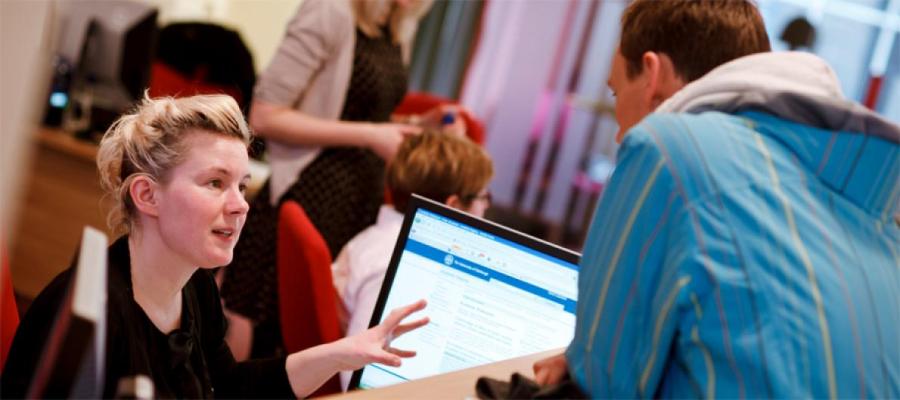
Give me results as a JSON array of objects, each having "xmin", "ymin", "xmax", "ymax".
[{"xmin": 335, "ymin": 299, "xmax": 429, "ymax": 370}]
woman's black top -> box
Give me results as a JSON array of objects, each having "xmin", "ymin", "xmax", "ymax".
[
  {"xmin": 221, "ymin": 26, "xmax": 408, "ymax": 358},
  {"xmin": 0, "ymin": 237, "xmax": 295, "ymax": 399}
]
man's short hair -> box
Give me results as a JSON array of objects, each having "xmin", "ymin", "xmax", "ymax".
[
  {"xmin": 620, "ymin": 0, "xmax": 771, "ymax": 82},
  {"xmin": 387, "ymin": 130, "xmax": 494, "ymax": 213}
]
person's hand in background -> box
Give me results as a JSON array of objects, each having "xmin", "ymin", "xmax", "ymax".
[
  {"xmin": 365, "ymin": 122, "xmax": 422, "ymax": 161},
  {"xmin": 393, "ymin": 104, "xmax": 468, "ymax": 138},
  {"xmin": 421, "ymin": 104, "xmax": 467, "ymax": 137}
]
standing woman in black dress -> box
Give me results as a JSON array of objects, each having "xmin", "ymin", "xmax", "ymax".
[
  {"xmin": 0, "ymin": 94, "xmax": 428, "ymax": 398},
  {"xmin": 221, "ymin": 0, "xmax": 438, "ymax": 358}
]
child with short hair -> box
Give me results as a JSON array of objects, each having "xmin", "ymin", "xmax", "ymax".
[{"xmin": 332, "ymin": 130, "xmax": 493, "ymax": 388}]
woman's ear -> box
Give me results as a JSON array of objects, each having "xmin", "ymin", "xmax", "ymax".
[{"xmin": 129, "ymin": 175, "xmax": 160, "ymax": 217}]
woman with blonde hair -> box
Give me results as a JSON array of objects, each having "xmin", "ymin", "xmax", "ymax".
[
  {"xmin": 222, "ymin": 0, "xmax": 443, "ymax": 359},
  {"xmin": 0, "ymin": 94, "xmax": 427, "ymax": 398}
]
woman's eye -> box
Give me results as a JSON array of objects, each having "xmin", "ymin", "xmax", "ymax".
[
  {"xmin": 239, "ymin": 183, "xmax": 248, "ymax": 193},
  {"xmin": 208, "ymin": 179, "xmax": 223, "ymax": 189}
]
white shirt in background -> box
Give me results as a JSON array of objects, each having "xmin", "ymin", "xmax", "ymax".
[{"xmin": 331, "ymin": 205, "xmax": 405, "ymax": 390}]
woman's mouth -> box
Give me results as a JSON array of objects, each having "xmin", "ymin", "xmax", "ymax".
[{"xmin": 212, "ymin": 228, "xmax": 234, "ymax": 239}]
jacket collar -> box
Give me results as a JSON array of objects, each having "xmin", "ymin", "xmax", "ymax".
[
  {"xmin": 657, "ymin": 51, "xmax": 900, "ymax": 144},
  {"xmin": 656, "ymin": 52, "xmax": 899, "ymax": 221}
]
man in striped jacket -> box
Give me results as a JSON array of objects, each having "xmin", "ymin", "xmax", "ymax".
[{"xmin": 536, "ymin": 0, "xmax": 900, "ymax": 398}]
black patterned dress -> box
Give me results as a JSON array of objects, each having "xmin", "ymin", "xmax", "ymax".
[{"xmin": 221, "ymin": 27, "xmax": 408, "ymax": 357}]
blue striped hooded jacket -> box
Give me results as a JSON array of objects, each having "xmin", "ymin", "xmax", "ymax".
[{"xmin": 566, "ymin": 52, "xmax": 899, "ymax": 399}]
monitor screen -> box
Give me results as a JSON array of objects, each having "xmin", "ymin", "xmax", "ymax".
[
  {"xmin": 47, "ymin": 1, "xmax": 157, "ymax": 132},
  {"xmin": 28, "ymin": 226, "xmax": 107, "ymax": 398},
  {"xmin": 351, "ymin": 195, "xmax": 580, "ymax": 390}
]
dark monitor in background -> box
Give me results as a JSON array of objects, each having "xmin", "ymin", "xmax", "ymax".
[
  {"xmin": 26, "ymin": 227, "xmax": 108, "ymax": 398},
  {"xmin": 45, "ymin": 1, "xmax": 158, "ymax": 135}
]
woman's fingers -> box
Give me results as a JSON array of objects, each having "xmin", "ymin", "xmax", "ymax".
[
  {"xmin": 385, "ymin": 346, "xmax": 417, "ymax": 358},
  {"xmin": 392, "ymin": 316, "xmax": 429, "ymax": 338},
  {"xmin": 370, "ymin": 351, "xmax": 403, "ymax": 367},
  {"xmin": 381, "ymin": 299, "xmax": 427, "ymax": 329},
  {"xmin": 362, "ymin": 300, "xmax": 428, "ymax": 369},
  {"xmin": 396, "ymin": 123, "xmax": 423, "ymax": 136},
  {"xmin": 369, "ymin": 123, "xmax": 420, "ymax": 161},
  {"xmin": 370, "ymin": 347, "xmax": 415, "ymax": 367}
]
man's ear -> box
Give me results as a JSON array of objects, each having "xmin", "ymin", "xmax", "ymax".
[
  {"xmin": 129, "ymin": 175, "xmax": 160, "ymax": 218},
  {"xmin": 640, "ymin": 51, "xmax": 663, "ymax": 108},
  {"xmin": 644, "ymin": 52, "xmax": 686, "ymax": 108}
]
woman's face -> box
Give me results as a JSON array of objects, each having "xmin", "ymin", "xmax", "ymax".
[{"xmin": 154, "ymin": 130, "xmax": 250, "ymax": 269}]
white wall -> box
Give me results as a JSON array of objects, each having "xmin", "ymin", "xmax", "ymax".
[
  {"xmin": 1, "ymin": 0, "xmax": 53, "ymax": 240},
  {"xmin": 144, "ymin": 0, "xmax": 303, "ymax": 72}
]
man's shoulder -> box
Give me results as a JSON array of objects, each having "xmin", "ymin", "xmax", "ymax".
[
  {"xmin": 628, "ymin": 111, "xmax": 757, "ymax": 157},
  {"xmin": 623, "ymin": 111, "xmax": 765, "ymax": 200},
  {"xmin": 635, "ymin": 111, "xmax": 750, "ymax": 143}
]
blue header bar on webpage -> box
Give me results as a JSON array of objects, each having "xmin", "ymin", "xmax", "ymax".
[
  {"xmin": 405, "ymin": 239, "xmax": 577, "ymax": 314},
  {"xmin": 414, "ymin": 209, "xmax": 579, "ymax": 272}
]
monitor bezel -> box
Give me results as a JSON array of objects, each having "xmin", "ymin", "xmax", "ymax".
[{"xmin": 348, "ymin": 194, "xmax": 580, "ymax": 390}]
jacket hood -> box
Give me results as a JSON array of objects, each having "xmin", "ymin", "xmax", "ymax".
[
  {"xmin": 657, "ymin": 52, "xmax": 899, "ymax": 221},
  {"xmin": 656, "ymin": 51, "xmax": 899, "ymax": 144}
]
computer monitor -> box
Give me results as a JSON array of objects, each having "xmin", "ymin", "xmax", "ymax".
[
  {"xmin": 46, "ymin": 1, "xmax": 157, "ymax": 132},
  {"xmin": 349, "ymin": 195, "xmax": 581, "ymax": 390},
  {"xmin": 27, "ymin": 227, "xmax": 108, "ymax": 398}
]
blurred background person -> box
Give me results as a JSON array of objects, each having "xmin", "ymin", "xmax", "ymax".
[
  {"xmin": 220, "ymin": 0, "xmax": 439, "ymax": 360},
  {"xmin": 332, "ymin": 130, "xmax": 493, "ymax": 389}
]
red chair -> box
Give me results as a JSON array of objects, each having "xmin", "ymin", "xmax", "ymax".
[
  {"xmin": 393, "ymin": 91, "xmax": 486, "ymax": 145},
  {"xmin": 147, "ymin": 62, "xmax": 244, "ymax": 105},
  {"xmin": 277, "ymin": 201, "xmax": 342, "ymax": 396},
  {"xmin": 1, "ymin": 239, "xmax": 19, "ymax": 373},
  {"xmin": 147, "ymin": 22, "xmax": 256, "ymax": 110}
]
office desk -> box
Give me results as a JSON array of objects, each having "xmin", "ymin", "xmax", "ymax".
[
  {"xmin": 323, "ymin": 348, "xmax": 562, "ymax": 400},
  {"xmin": 9, "ymin": 128, "xmax": 113, "ymax": 299}
]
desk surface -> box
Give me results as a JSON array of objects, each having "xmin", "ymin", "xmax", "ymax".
[
  {"xmin": 324, "ymin": 348, "xmax": 562, "ymax": 400},
  {"xmin": 37, "ymin": 127, "xmax": 99, "ymax": 162}
]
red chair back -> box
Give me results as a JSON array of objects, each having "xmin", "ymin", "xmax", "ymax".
[
  {"xmin": 1, "ymin": 239, "xmax": 19, "ymax": 373},
  {"xmin": 393, "ymin": 91, "xmax": 486, "ymax": 145},
  {"xmin": 277, "ymin": 201, "xmax": 342, "ymax": 396},
  {"xmin": 148, "ymin": 62, "xmax": 244, "ymax": 105}
]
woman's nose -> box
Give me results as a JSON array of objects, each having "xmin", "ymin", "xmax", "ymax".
[{"xmin": 227, "ymin": 188, "xmax": 250, "ymax": 215}]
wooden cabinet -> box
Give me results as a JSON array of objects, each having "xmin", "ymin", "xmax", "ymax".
[{"xmin": 9, "ymin": 129, "xmax": 113, "ymax": 299}]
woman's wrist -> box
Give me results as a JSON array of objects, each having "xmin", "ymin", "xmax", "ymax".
[
  {"xmin": 324, "ymin": 337, "xmax": 358, "ymax": 370},
  {"xmin": 354, "ymin": 122, "xmax": 378, "ymax": 150},
  {"xmin": 285, "ymin": 340, "xmax": 356, "ymax": 398}
]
